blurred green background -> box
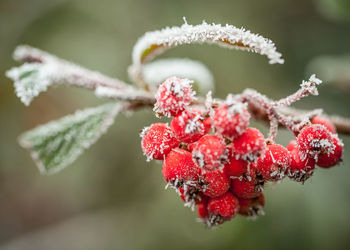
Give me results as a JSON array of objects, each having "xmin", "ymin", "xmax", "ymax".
[{"xmin": 1, "ymin": 0, "xmax": 350, "ymax": 249}]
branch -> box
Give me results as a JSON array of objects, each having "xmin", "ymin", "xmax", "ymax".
[{"xmin": 10, "ymin": 45, "xmax": 155, "ymax": 106}]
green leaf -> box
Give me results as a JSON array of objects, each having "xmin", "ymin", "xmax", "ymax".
[{"xmin": 18, "ymin": 103, "xmax": 121, "ymax": 175}]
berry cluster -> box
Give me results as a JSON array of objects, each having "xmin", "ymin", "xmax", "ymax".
[{"xmin": 141, "ymin": 76, "xmax": 343, "ymax": 227}]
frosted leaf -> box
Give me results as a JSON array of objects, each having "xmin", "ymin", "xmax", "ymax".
[
  {"xmin": 141, "ymin": 58, "xmax": 215, "ymax": 94},
  {"xmin": 18, "ymin": 103, "xmax": 121, "ymax": 175},
  {"xmin": 6, "ymin": 63, "xmax": 57, "ymax": 106},
  {"xmin": 131, "ymin": 20, "xmax": 284, "ymax": 68}
]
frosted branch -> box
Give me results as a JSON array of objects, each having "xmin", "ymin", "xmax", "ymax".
[{"xmin": 7, "ymin": 45, "xmax": 154, "ymax": 105}]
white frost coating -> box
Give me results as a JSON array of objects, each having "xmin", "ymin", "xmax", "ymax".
[
  {"xmin": 95, "ymin": 86, "xmax": 154, "ymax": 101},
  {"xmin": 131, "ymin": 20, "xmax": 284, "ymax": 67},
  {"xmin": 6, "ymin": 63, "xmax": 57, "ymax": 105},
  {"xmin": 300, "ymin": 74, "xmax": 322, "ymax": 96},
  {"xmin": 18, "ymin": 103, "xmax": 121, "ymax": 175},
  {"xmin": 142, "ymin": 58, "xmax": 215, "ymax": 94}
]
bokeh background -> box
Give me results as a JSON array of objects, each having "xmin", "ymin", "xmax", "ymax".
[{"xmin": 1, "ymin": 0, "xmax": 350, "ymax": 249}]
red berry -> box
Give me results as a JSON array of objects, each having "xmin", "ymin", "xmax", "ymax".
[
  {"xmin": 200, "ymin": 169, "xmax": 230, "ymax": 198},
  {"xmin": 224, "ymin": 156, "xmax": 248, "ymax": 178},
  {"xmin": 287, "ymin": 142, "xmax": 315, "ymax": 183},
  {"xmin": 154, "ymin": 76, "xmax": 194, "ymax": 117},
  {"xmin": 311, "ymin": 116, "xmax": 336, "ymax": 134},
  {"xmin": 141, "ymin": 123, "xmax": 179, "ymax": 160},
  {"xmin": 207, "ymin": 192, "xmax": 239, "ymax": 226},
  {"xmin": 317, "ymin": 135, "xmax": 343, "ymax": 168},
  {"xmin": 231, "ymin": 167, "xmax": 264, "ymax": 199},
  {"xmin": 238, "ymin": 193, "xmax": 265, "ymax": 218},
  {"xmin": 213, "ymin": 101, "xmax": 250, "ymax": 139},
  {"xmin": 297, "ymin": 124, "xmax": 334, "ymax": 162},
  {"xmin": 256, "ymin": 144, "xmax": 290, "ymax": 181},
  {"xmin": 162, "ymin": 148, "xmax": 200, "ymax": 187},
  {"xmin": 196, "ymin": 196, "xmax": 209, "ymax": 219},
  {"xmin": 192, "ymin": 135, "xmax": 228, "ymax": 171},
  {"xmin": 232, "ymin": 127, "xmax": 266, "ymax": 162},
  {"xmin": 170, "ymin": 109, "xmax": 207, "ymax": 143}
]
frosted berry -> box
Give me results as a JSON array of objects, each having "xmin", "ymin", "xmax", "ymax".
[
  {"xmin": 224, "ymin": 156, "xmax": 248, "ymax": 178},
  {"xmin": 311, "ymin": 116, "xmax": 336, "ymax": 134},
  {"xmin": 141, "ymin": 123, "xmax": 179, "ymax": 160},
  {"xmin": 317, "ymin": 135, "xmax": 343, "ymax": 168},
  {"xmin": 192, "ymin": 135, "xmax": 228, "ymax": 171},
  {"xmin": 231, "ymin": 127, "xmax": 266, "ymax": 162},
  {"xmin": 256, "ymin": 144, "xmax": 290, "ymax": 181},
  {"xmin": 207, "ymin": 192, "xmax": 239, "ymax": 226},
  {"xmin": 200, "ymin": 169, "xmax": 230, "ymax": 198},
  {"xmin": 170, "ymin": 109, "xmax": 207, "ymax": 143},
  {"xmin": 162, "ymin": 148, "xmax": 200, "ymax": 187},
  {"xmin": 154, "ymin": 76, "xmax": 194, "ymax": 117},
  {"xmin": 287, "ymin": 141, "xmax": 315, "ymax": 183},
  {"xmin": 297, "ymin": 124, "xmax": 334, "ymax": 162},
  {"xmin": 231, "ymin": 167, "xmax": 264, "ymax": 199},
  {"xmin": 238, "ymin": 193, "xmax": 265, "ymax": 218},
  {"xmin": 213, "ymin": 101, "xmax": 250, "ymax": 139}
]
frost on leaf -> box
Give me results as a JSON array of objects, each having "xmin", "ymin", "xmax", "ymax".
[
  {"xmin": 6, "ymin": 63, "xmax": 57, "ymax": 106},
  {"xmin": 142, "ymin": 58, "xmax": 215, "ymax": 94},
  {"xmin": 18, "ymin": 103, "xmax": 121, "ymax": 175}
]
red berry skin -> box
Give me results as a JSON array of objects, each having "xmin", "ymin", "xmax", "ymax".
[
  {"xmin": 224, "ymin": 156, "xmax": 248, "ymax": 178},
  {"xmin": 287, "ymin": 146, "xmax": 315, "ymax": 183},
  {"xmin": 207, "ymin": 192, "xmax": 239, "ymax": 224},
  {"xmin": 192, "ymin": 135, "xmax": 228, "ymax": 171},
  {"xmin": 213, "ymin": 102, "xmax": 250, "ymax": 139},
  {"xmin": 231, "ymin": 167, "xmax": 264, "ymax": 199},
  {"xmin": 197, "ymin": 202, "xmax": 209, "ymax": 219},
  {"xmin": 141, "ymin": 123, "xmax": 179, "ymax": 160},
  {"xmin": 286, "ymin": 140, "xmax": 298, "ymax": 152},
  {"xmin": 171, "ymin": 109, "xmax": 207, "ymax": 143},
  {"xmin": 200, "ymin": 169, "xmax": 230, "ymax": 198},
  {"xmin": 311, "ymin": 116, "xmax": 336, "ymax": 134},
  {"xmin": 238, "ymin": 193, "xmax": 265, "ymax": 218},
  {"xmin": 232, "ymin": 127, "xmax": 266, "ymax": 162},
  {"xmin": 154, "ymin": 77, "xmax": 194, "ymax": 117},
  {"xmin": 297, "ymin": 124, "xmax": 334, "ymax": 162},
  {"xmin": 256, "ymin": 144, "xmax": 290, "ymax": 181},
  {"xmin": 317, "ymin": 135, "xmax": 343, "ymax": 168},
  {"xmin": 162, "ymin": 148, "xmax": 200, "ymax": 187}
]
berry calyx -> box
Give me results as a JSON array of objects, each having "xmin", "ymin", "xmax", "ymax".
[
  {"xmin": 297, "ymin": 124, "xmax": 334, "ymax": 161},
  {"xmin": 256, "ymin": 144, "xmax": 290, "ymax": 181},
  {"xmin": 200, "ymin": 169, "xmax": 230, "ymax": 198},
  {"xmin": 311, "ymin": 116, "xmax": 336, "ymax": 134},
  {"xmin": 154, "ymin": 76, "xmax": 194, "ymax": 117},
  {"xmin": 170, "ymin": 108, "xmax": 207, "ymax": 143},
  {"xmin": 192, "ymin": 135, "xmax": 228, "ymax": 171},
  {"xmin": 207, "ymin": 192, "xmax": 239, "ymax": 226},
  {"xmin": 162, "ymin": 148, "xmax": 200, "ymax": 187},
  {"xmin": 213, "ymin": 100, "xmax": 250, "ymax": 139},
  {"xmin": 231, "ymin": 127, "xmax": 266, "ymax": 162},
  {"xmin": 141, "ymin": 123, "xmax": 179, "ymax": 160},
  {"xmin": 238, "ymin": 193, "xmax": 265, "ymax": 218},
  {"xmin": 231, "ymin": 167, "xmax": 264, "ymax": 199},
  {"xmin": 317, "ymin": 135, "xmax": 343, "ymax": 168}
]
